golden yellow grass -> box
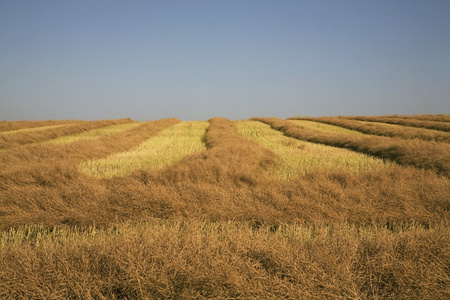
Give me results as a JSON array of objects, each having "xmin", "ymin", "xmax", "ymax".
[
  {"xmin": 349, "ymin": 115, "xmax": 450, "ymax": 132},
  {"xmin": 80, "ymin": 121, "xmax": 208, "ymax": 178},
  {"xmin": 0, "ymin": 118, "xmax": 134, "ymax": 150},
  {"xmin": 236, "ymin": 120, "xmax": 391, "ymax": 179},
  {"xmin": 1, "ymin": 220, "xmax": 449, "ymax": 299},
  {"xmin": 46, "ymin": 122, "xmax": 143, "ymax": 144},
  {"xmin": 0, "ymin": 119, "xmax": 79, "ymax": 132},
  {"xmin": 254, "ymin": 117, "xmax": 450, "ymax": 177},
  {"xmin": 290, "ymin": 116, "xmax": 450, "ymax": 142},
  {"xmin": 1, "ymin": 116, "xmax": 449, "ymax": 299},
  {"xmin": 0, "ymin": 124, "xmax": 71, "ymax": 135},
  {"xmin": 289, "ymin": 119, "xmax": 363, "ymax": 135},
  {"xmin": 393, "ymin": 114, "xmax": 450, "ymax": 122}
]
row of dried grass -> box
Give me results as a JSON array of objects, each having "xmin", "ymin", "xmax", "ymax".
[
  {"xmin": 381, "ymin": 114, "xmax": 450, "ymax": 123},
  {"xmin": 46, "ymin": 122, "xmax": 143, "ymax": 145},
  {"xmin": 289, "ymin": 119, "xmax": 363, "ymax": 135},
  {"xmin": 0, "ymin": 119, "xmax": 80, "ymax": 133},
  {"xmin": 289, "ymin": 116, "xmax": 450, "ymax": 142},
  {"xmin": 0, "ymin": 118, "xmax": 134, "ymax": 150},
  {"xmin": 80, "ymin": 121, "xmax": 208, "ymax": 178},
  {"xmin": 236, "ymin": 120, "xmax": 390, "ymax": 178},
  {"xmin": 0, "ymin": 124, "xmax": 72, "ymax": 136},
  {"xmin": 253, "ymin": 117, "xmax": 450, "ymax": 177},
  {"xmin": 0, "ymin": 118, "xmax": 180, "ymax": 189},
  {"xmin": 1, "ymin": 221, "xmax": 448, "ymax": 299},
  {"xmin": 1, "ymin": 117, "xmax": 448, "ymax": 229},
  {"xmin": 349, "ymin": 115, "xmax": 450, "ymax": 132},
  {"xmin": 0, "ymin": 117, "xmax": 449, "ymax": 297}
]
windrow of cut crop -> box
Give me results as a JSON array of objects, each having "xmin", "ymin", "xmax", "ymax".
[
  {"xmin": 0, "ymin": 118, "xmax": 181, "ymax": 229},
  {"xmin": 194, "ymin": 117, "xmax": 278, "ymax": 180},
  {"xmin": 348, "ymin": 115, "xmax": 450, "ymax": 132},
  {"xmin": 0, "ymin": 118, "xmax": 134, "ymax": 150},
  {"xmin": 0, "ymin": 119, "xmax": 80, "ymax": 133},
  {"xmin": 46, "ymin": 122, "xmax": 143, "ymax": 144},
  {"xmin": 0, "ymin": 117, "xmax": 277, "ymax": 229},
  {"xmin": 0, "ymin": 124, "xmax": 74, "ymax": 136},
  {"xmin": 1, "ymin": 221, "xmax": 449, "ymax": 299},
  {"xmin": 107, "ymin": 118, "xmax": 450, "ymax": 226},
  {"xmin": 380, "ymin": 114, "xmax": 450, "ymax": 123},
  {"xmin": 107, "ymin": 117, "xmax": 281, "ymax": 222},
  {"xmin": 80, "ymin": 121, "xmax": 209, "ymax": 178},
  {"xmin": 108, "ymin": 117, "xmax": 286, "ymax": 224},
  {"xmin": 1, "ymin": 117, "xmax": 449, "ymax": 298},
  {"xmin": 0, "ymin": 118, "xmax": 180, "ymax": 181},
  {"xmin": 1, "ymin": 117, "xmax": 449, "ymax": 229},
  {"xmin": 236, "ymin": 120, "xmax": 391, "ymax": 178},
  {"xmin": 289, "ymin": 116, "xmax": 450, "ymax": 143},
  {"xmin": 287, "ymin": 119, "xmax": 363, "ymax": 135},
  {"xmin": 253, "ymin": 117, "xmax": 450, "ymax": 177}
]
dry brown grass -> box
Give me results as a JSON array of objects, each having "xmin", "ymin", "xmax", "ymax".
[
  {"xmin": 236, "ymin": 120, "xmax": 391, "ymax": 178},
  {"xmin": 80, "ymin": 121, "xmax": 208, "ymax": 178},
  {"xmin": 349, "ymin": 115, "xmax": 450, "ymax": 132},
  {"xmin": 0, "ymin": 116, "xmax": 449, "ymax": 299},
  {"xmin": 289, "ymin": 116, "xmax": 450, "ymax": 142},
  {"xmin": 253, "ymin": 117, "xmax": 450, "ymax": 177},
  {"xmin": 0, "ymin": 119, "xmax": 79, "ymax": 133},
  {"xmin": 1, "ymin": 221, "xmax": 448, "ymax": 299},
  {"xmin": 0, "ymin": 119, "xmax": 134, "ymax": 150},
  {"xmin": 382, "ymin": 114, "xmax": 450, "ymax": 123}
]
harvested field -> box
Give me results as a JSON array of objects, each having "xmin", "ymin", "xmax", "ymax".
[
  {"xmin": 236, "ymin": 120, "xmax": 389, "ymax": 179},
  {"xmin": 80, "ymin": 121, "xmax": 208, "ymax": 177},
  {"xmin": 0, "ymin": 120, "xmax": 79, "ymax": 133},
  {"xmin": 289, "ymin": 119, "xmax": 363, "ymax": 135},
  {"xmin": 0, "ymin": 118, "xmax": 134, "ymax": 150},
  {"xmin": 289, "ymin": 116, "xmax": 450, "ymax": 142},
  {"xmin": 254, "ymin": 117, "xmax": 450, "ymax": 177},
  {"xmin": 47, "ymin": 122, "xmax": 143, "ymax": 144},
  {"xmin": 0, "ymin": 115, "xmax": 449, "ymax": 299},
  {"xmin": 379, "ymin": 114, "xmax": 450, "ymax": 123},
  {"xmin": 349, "ymin": 115, "xmax": 450, "ymax": 132},
  {"xmin": 0, "ymin": 124, "xmax": 72, "ymax": 135},
  {"xmin": 1, "ymin": 221, "xmax": 448, "ymax": 300}
]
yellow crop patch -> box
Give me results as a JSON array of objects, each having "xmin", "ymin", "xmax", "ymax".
[
  {"xmin": 236, "ymin": 120, "xmax": 391, "ymax": 179},
  {"xmin": 0, "ymin": 124, "xmax": 71, "ymax": 135},
  {"xmin": 47, "ymin": 122, "xmax": 143, "ymax": 144},
  {"xmin": 80, "ymin": 121, "xmax": 208, "ymax": 178},
  {"xmin": 289, "ymin": 120, "xmax": 363, "ymax": 135}
]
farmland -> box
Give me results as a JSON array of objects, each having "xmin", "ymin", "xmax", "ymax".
[{"xmin": 0, "ymin": 115, "xmax": 449, "ymax": 299}]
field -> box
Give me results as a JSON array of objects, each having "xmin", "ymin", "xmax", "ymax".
[{"xmin": 1, "ymin": 115, "xmax": 449, "ymax": 299}]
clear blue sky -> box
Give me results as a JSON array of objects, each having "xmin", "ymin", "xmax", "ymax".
[{"xmin": 1, "ymin": 0, "xmax": 449, "ymax": 121}]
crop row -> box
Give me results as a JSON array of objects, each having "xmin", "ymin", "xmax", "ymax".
[
  {"xmin": 80, "ymin": 121, "xmax": 208, "ymax": 178},
  {"xmin": 1, "ymin": 220, "xmax": 448, "ymax": 299},
  {"xmin": 253, "ymin": 117, "xmax": 450, "ymax": 177},
  {"xmin": 1, "ymin": 117, "xmax": 449, "ymax": 298},
  {"xmin": 366, "ymin": 114, "xmax": 450, "ymax": 123},
  {"xmin": 348, "ymin": 115, "xmax": 450, "ymax": 132},
  {"xmin": 289, "ymin": 116, "xmax": 450, "ymax": 142},
  {"xmin": 1, "ymin": 117, "xmax": 448, "ymax": 229},
  {"xmin": 0, "ymin": 119, "xmax": 78, "ymax": 132},
  {"xmin": 236, "ymin": 120, "xmax": 390, "ymax": 179},
  {"xmin": 2, "ymin": 116, "xmax": 449, "ymax": 177},
  {"xmin": 0, "ymin": 118, "xmax": 134, "ymax": 150}
]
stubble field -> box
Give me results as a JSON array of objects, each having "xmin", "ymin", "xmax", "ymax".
[{"xmin": 0, "ymin": 115, "xmax": 449, "ymax": 299}]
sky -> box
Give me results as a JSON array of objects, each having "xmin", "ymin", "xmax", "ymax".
[{"xmin": 1, "ymin": 0, "xmax": 449, "ymax": 121}]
